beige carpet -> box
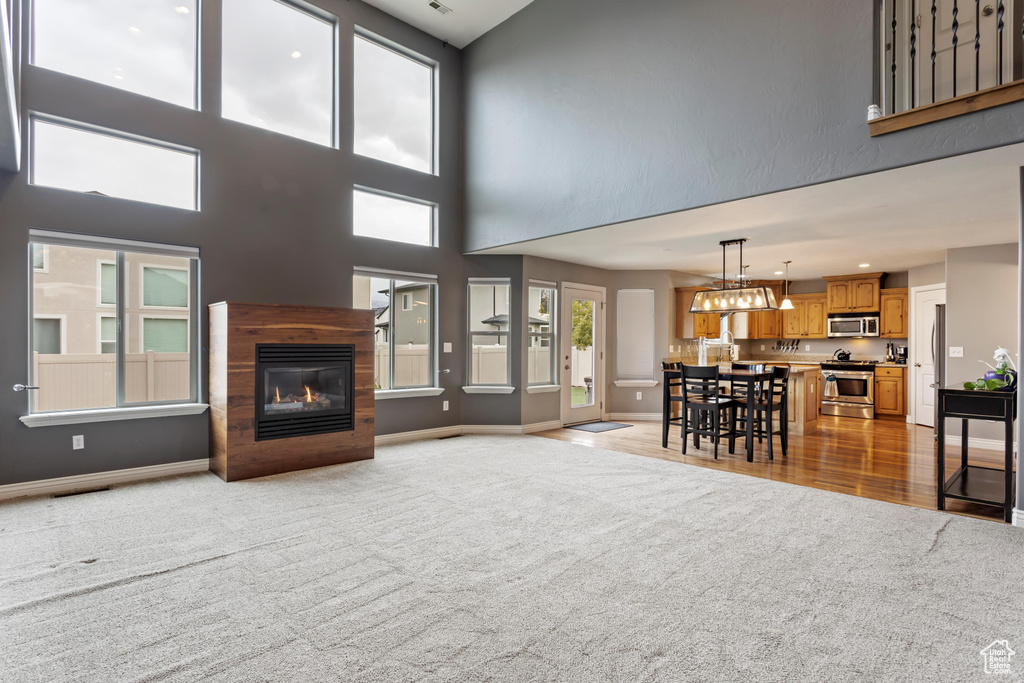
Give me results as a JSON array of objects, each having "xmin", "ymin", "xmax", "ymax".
[{"xmin": 2, "ymin": 435, "xmax": 1023, "ymax": 682}]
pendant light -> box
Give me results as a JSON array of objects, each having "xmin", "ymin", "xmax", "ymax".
[
  {"xmin": 779, "ymin": 260, "xmax": 795, "ymax": 310},
  {"xmin": 689, "ymin": 239, "xmax": 779, "ymax": 314}
]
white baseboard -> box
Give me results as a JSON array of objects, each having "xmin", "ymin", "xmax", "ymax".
[
  {"xmin": 461, "ymin": 424, "xmax": 524, "ymax": 435},
  {"xmin": 944, "ymin": 435, "xmax": 1018, "ymax": 453},
  {"xmin": 0, "ymin": 458, "xmax": 211, "ymax": 502},
  {"xmin": 1014, "ymin": 509, "xmax": 1024, "ymax": 528},
  {"xmin": 607, "ymin": 413, "xmax": 662, "ymax": 422},
  {"xmin": 374, "ymin": 425, "xmax": 462, "ymax": 446},
  {"xmin": 522, "ymin": 420, "xmax": 563, "ymax": 434}
]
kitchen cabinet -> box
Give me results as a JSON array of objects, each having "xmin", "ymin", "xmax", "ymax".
[
  {"xmin": 880, "ymin": 288, "xmax": 909, "ymax": 338},
  {"xmin": 824, "ymin": 273, "xmax": 884, "ymax": 314},
  {"xmin": 782, "ymin": 294, "xmax": 828, "ymax": 339},
  {"xmin": 753, "ymin": 283, "xmax": 784, "ymax": 339},
  {"xmin": 874, "ymin": 366, "xmax": 906, "ymax": 416},
  {"xmin": 674, "ymin": 287, "xmax": 721, "ymax": 339}
]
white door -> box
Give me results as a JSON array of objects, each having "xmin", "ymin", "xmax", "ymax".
[
  {"xmin": 911, "ymin": 285, "xmax": 946, "ymax": 427},
  {"xmin": 561, "ymin": 284, "xmax": 605, "ymax": 425}
]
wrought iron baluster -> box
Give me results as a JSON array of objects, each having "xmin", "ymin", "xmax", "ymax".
[
  {"xmin": 952, "ymin": 0, "xmax": 959, "ymax": 97},
  {"xmin": 911, "ymin": 0, "xmax": 918, "ymax": 107},
  {"xmin": 892, "ymin": 0, "xmax": 898, "ymax": 113},
  {"xmin": 998, "ymin": 0, "xmax": 1005, "ymax": 84},
  {"xmin": 931, "ymin": 0, "xmax": 938, "ymax": 102},
  {"xmin": 975, "ymin": 0, "xmax": 981, "ymax": 91}
]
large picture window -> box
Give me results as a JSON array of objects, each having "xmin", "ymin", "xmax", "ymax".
[
  {"xmin": 527, "ymin": 284, "xmax": 557, "ymax": 386},
  {"xmin": 353, "ymin": 271, "xmax": 436, "ymax": 391},
  {"xmin": 354, "ymin": 33, "xmax": 434, "ymax": 173},
  {"xmin": 32, "ymin": 0, "xmax": 199, "ymax": 108},
  {"xmin": 468, "ymin": 280, "xmax": 511, "ymax": 386},
  {"xmin": 222, "ymin": 0, "xmax": 336, "ymax": 146},
  {"xmin": 28, "ymin": 231, "xmax": 199, "ymax": 414},
  {"xmin": 353, "ymin": 188, "xmax": 435, "ymax": 247},
  {"xmin": 31, "ymin": 117, "xmax": 198, "ymax": 210}
]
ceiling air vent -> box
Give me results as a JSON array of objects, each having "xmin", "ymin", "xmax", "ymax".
[{"xmin": 428, "ymin": 1, "xmax": 453, "ymax": 15}]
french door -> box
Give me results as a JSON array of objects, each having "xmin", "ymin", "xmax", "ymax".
[{"xmin": 560, "ymin": 284, "xmax": 605, "ymax": 425}]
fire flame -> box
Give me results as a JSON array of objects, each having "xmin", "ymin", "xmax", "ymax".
[
  {"xmin": 275, "ymin": 386, "xmax": 280, "ymax": 403},
  {"xmin": 305, "ymin": 386, "xmax": 312, "ymax": 402}
]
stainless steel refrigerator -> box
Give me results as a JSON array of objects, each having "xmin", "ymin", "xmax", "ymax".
[{"xmin": 933, "ymin": 303, "xmax": 946, "ymax": 435}]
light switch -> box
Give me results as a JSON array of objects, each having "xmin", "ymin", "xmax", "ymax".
[
  {"xmin": 442, "ymin": 400, "xmax": 449, "ymax": 411},
  {"xmin": 443, "ymin": 342, "xmax": 452, "ymax": 353},
  {"xmin": 805, "ymin": 344, "xmax": 810, "ymax": 352},
  {"xmin": 949, "ymin": 347, "xmax": 964, "ymax": 358}
]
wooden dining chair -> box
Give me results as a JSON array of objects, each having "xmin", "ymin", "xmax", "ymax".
[
  {"xmin": 681, "ymin": 365, "xmax": 735, "ymax": 459},
  {"xmin": 730, "ymin": 362, "xmax": 765, "ymax": 444},
  {"xmin": 734, "ymin": 365, "xmax": 790, "ymax": 460}
]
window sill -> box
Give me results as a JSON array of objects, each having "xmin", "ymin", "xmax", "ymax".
[
  {"xmin": 613, "ymin": 380, "xmax": 659, "ymax": 388},
  {"xmin": 374, "ymin": 387, "xmax": 444, "ymax": 400},
  {"xmin": 868, "ymin": 80, "xmax": 1024, "ymax": 136},
  {"xmin": 20, "ymin": 403, "xmax": 208, "ymax": 428},
  {"xmin": 462, "ymin": 386, "xmax": 515, "ymax": 395},
  {"xmin": 526, "ymin": 384, "xmax": 561, "ymax": 394}
]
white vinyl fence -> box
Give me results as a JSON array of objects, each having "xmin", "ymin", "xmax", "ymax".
[
  {"xmin": 570, "ymin": 347, "xmax": 594, "ymax": 387},
  {"xmin": 371, "ymin": 344, "xmax": 590, "ymax": 388},
  {"xmin": 32, "ymin": 352, "xmax": 190, "ymax": 412}
]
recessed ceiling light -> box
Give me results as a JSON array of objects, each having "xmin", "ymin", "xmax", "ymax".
[
  {"xmin": 290, "ymin": 51, "xmax": 302, "ymax": 59},
  {"xmin": 174, "ymin": 6, "xmax": 190, "ymax": 14},
  {"xmin": 859, "ymin": 263, "xmax": 871, "ymax": 268},
  {"xmin": 128, "ymin": 26, "xmax": 141, "ymax": 33},
  {"xmin": 428, "ymin": 1, "xmax": 453, "ymax": 15}
]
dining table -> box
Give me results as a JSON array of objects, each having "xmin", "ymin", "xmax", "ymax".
[{"xmin": 662, "ymin": 366, "xmax": 773, "ymax": 462}]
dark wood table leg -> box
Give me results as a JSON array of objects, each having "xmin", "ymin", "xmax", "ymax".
[
  {"xmin": 936, "ymin": 414, "xmax": 945, "ymax": 511},
  {"xmin": 961, "ymin": 418, "xmax": 969, "ymax": 470},
  {"xmin": 1005, "ymin": 413, "xmax": 1014, "ymax": 524},
  {"xmin": 661, "ymin": 377, "xmax": 670, "ymax": 449},
  {"xmin": 745, "ymin": 377, "xmax": 754, "ymax": 462}
]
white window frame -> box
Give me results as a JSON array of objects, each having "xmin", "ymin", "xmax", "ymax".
[
  {"xmin": 29, "ymin": 114, "xmax": 200, "ymax": 211},
  {"xmin": 24, "ymin": 230, "xmax": 202, "ymax": 422},
  {"xmin": 32, "ymin": 314, "xmax": 66, "ymax": 355},
  {"xmin": 97, "ymin": 313, "xmax": 117, "ymax": 354},
  {"xmin": 353, "ymin": 267, "xmax": 441, "ymax": 398},
  {"xmin": 353, "ymin": 28, "xmax": 438, "ymax": 175},
  {"xmin": 401, "ymin": 292, "xmax": 413, "ymax": 311},
  {"xmin": 97, "ymin": 260, "xmax": 116, "ymax": 308},
  {"xmin": 352, "ymin": 186, "xmax": 438, "ymax": 248},
  {"xmin": 32, "ymin": 244, "xmax": 49, "ymax": 273},
  {"xmin": 140, "ymin": 314, "xmax": 191, "ymax": 354},
  {"xmin": 139, "ymin": 262, "xmax": 190, "ymax": 311},
  {"xmin": 527, "ymin": 281, "xmax": 558, "ymax": 388},
  {"xmin": 466, "ymin": 278, "xmax": 513, "ymax": 391}
]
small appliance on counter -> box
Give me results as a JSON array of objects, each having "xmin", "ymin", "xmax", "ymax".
[
  {"xmin": 896, "ymin": 344, "xmax": 908, "ymax": 364},
  {"xmin": 885, "ymin": 342, "xmax": 896, "ymax": 363},
  {"xmin": 833, "ymin": 348, "xmax": 852, "ymax": 362}
]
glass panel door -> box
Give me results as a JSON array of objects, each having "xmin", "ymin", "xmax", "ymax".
[
  {"xmin": 561, "ymin": 286, "xmax": 604, "ymax": 425},
  {"xmin": 570, "ymin": 299, "xmax": 595, "ymax": 408}
]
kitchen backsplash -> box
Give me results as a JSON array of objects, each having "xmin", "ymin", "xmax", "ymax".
[{"xmin": 734, "ymin": 337, "xmax": 905, "ymax": 361}]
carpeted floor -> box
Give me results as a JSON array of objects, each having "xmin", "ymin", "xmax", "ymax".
[{"xmin": 2, "ymin": 435, "xmax": 1023, "ymax": 682}]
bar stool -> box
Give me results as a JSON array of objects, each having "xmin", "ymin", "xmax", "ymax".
[
  {"xmin": 681, "ymin": 365, "xmax": 735, "ymax": 459},
  {"xmin": 732, "ymin": 365, "xmax": 790, "ymax": 460}
]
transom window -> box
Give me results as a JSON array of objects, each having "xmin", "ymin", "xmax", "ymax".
[
  {"xmin": 28, "ymin": 231, "xmax": 199, "ymax": 414},
  {"xmin": 222, "ymin": 0, "xmax": 336, "ymax": 146},
  {"xmin": 353, "ymin": 188, "xmax": 435, "ymax": 247},
  {"xmin": 353, "ymin": 271, "xmax": 436, "ymax": 391},
  {"xmin": 30, "ymin": 117, "xmax": 198, "ymax": 210},
  {"xmin": 32, "ymin": 0, "xmax": 199, "ymax": 109},
  {"xmin": 528, "ymin": 284, "xmax": 557, "ymax": 386},
  {"xmin": 468, "ymin": 280, "xmax": 511, "ymax": 386},
  {"xmin": 354, "ymin": 33, "xmax": 434, "ymax": 173}
]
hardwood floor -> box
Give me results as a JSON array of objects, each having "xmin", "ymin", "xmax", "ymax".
[{"xmin": 535, "ymin": 417, "xmax": 1012, "ymax": 523}]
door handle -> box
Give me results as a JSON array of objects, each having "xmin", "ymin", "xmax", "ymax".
[
  {"xmin": 914, "ymin": 363, "xmax": 922, "ymax": 367},
  {"xmin": 564, "ymin": 364, "xmax": 570, "ymax": 370},
  {"xmin": 13, "ymin": 384, "xmax": 40, "ymax": 391}
]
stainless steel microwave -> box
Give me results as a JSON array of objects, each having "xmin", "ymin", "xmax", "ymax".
[{"xmin": 827, "ymin": 313, "xmax": 880, "ymax": 338}]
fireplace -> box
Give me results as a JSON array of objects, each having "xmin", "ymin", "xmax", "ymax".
[{"xmin": 254, "ymin": 344, "xmax": 354, "ymax": 441}]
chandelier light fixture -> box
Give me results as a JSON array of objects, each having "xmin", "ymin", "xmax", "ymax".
[
  {"xmin": 689, "ymin": 239, "xmax": 779, "ymax": 314},
  {"xmin": 779, "ymin": 260, "xmax": 795, "ymax": 310}
]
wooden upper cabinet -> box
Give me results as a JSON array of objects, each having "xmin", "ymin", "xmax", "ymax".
[
  {"xmin": 782, "ymin": 294, "xmax": 827, "ymax": 339},
  {"xmin": 824, "ymin": 273, "xmax": 884, "ymax": 314},
  {"xmin": 880, "ymin": 288, "xmax": 909, "ymax": 338},
  {"xmin": 675, "ymin": 287, "xmax": 721, "ymax": 339}
]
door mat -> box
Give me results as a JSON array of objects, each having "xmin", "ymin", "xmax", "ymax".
[{"xmin": 566, "ymin": 422, "xmax": 633, "ymax": 433}]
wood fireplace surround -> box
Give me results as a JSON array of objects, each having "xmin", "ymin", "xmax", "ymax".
[{"xmin": 209, "ymin": 302, "xmax": 375, "ymax": 481}]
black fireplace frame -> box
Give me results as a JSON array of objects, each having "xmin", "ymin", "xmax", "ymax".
[{"xmin": 254, "ymin": 343, "xmax": 355, "ymax": 441}]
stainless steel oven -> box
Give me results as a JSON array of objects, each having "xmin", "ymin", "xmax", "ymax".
[
  {"xmin": 820, "ymin": 362, "xmax": 875, "ymax": 419},
  {"xmin": 827, "ymin": 314, "xmax": 880, "ymax": 338}
]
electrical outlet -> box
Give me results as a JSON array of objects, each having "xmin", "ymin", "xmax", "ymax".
[
  {"xmin": 805, "ymin": 344, "xmax": 810, "ymax": 352},
  {"xmin": 442, "ymin": 400, "xmax": 449, "ymax": 411},
  {"xmin": 72, "ymin": 435, "xmax": 84, "ymax": 450},
  {"xmin": 760, "ymin": 344, "xmax": 765, "ymax": 351},
  {"xmin": 669, "ymin": 345, "xmax": 674, "ymax": 353},
  {"xmin": 636, "ymin": 391, "xmax": 643, "ymax": 401},
  {"xmin": 443, "ymin": 342, "xmax": 452, "ymax": 353},
  {"xmin": 949, "ymin": 347, "xmax": 964, "ymax": 358}
]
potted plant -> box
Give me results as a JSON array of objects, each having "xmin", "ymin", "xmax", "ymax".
[{"xmin": 964, "ymin": 347, "xmax": 1017, "ymax": 392}]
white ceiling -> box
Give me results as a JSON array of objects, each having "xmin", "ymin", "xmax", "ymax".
[
  {"xmin": 474, "ymin": 144, "xmax": 1024, "ymax": 281},
  {"xmin": 361, "ymin": 0, "xmax": 536, "ymax": 48}
]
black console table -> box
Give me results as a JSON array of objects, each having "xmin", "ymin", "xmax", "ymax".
[{"xmin": 936, "ymin": 386, "xmax": 1016, "ymax": 522}]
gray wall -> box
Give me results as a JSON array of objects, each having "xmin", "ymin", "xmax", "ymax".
[
  {"xmin": 0, "ymin": 0, "xmax": 474, "ymax": 485},
  {"xmin": 946, "ymin": 244, "xmax": 1019, "ymax": 440},
  {"xmin": 462, "ymin": 0, "xmax": 1024, "ymax": 252},
  {"xmin": 908, "ymin": 262, "xmax": 946, "ymax": 289}
]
